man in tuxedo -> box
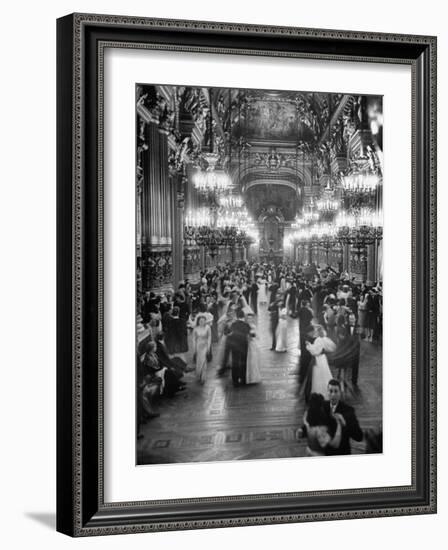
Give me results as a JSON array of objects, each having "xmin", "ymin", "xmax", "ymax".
[
  {"xmin": 249, "ymin": 281, "xmax": 259, "ymax": 314},
  {"xmin": 299, "ymin": 325, "xmax": 316, "ymax": 402},
  {"xmin": 297, "ymin": 299, "xmax": 314, "ymax": 393},
  {"xmin": 324, "ymin": 379, "xmax": 363, "ymax": 455},
  {"xmin": 347, "ymin": 311, "xmax": 361, "ymax": 388},
  {"xmin": 226, "ymin": 310, "xmax": 251, "ymax": 386},
  {"xmin": 268, "ymin": 297, "xmax": 281, "ymax": 350}
]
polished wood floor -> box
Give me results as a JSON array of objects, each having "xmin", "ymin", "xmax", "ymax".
[{"xmin": 137, "ymin": 303, "xmax": 382, "ymax": 464}]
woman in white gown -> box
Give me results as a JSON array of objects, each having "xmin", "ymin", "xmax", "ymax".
[
  {"xmin": 275, "ymin": 305, "xmax": 288, "ymax": 352},
  {"xmin": 306, "ymin": 325, "xmax": 337, "ymax": 396},
  {"xmin": 192, "ymin": 315, "xmax": 212, "ymax": 384},
  {"xmin": 257, "ymin": 277, "xmax": 268, "ymax": 306},
  {"xmin": 245, "ymin": 313, "xmax": 262, "ymax": 384}
]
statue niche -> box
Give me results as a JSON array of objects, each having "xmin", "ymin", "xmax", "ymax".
[{"xmin": 260, "ymin": 212, "xmax": 284, "ymax": 259}]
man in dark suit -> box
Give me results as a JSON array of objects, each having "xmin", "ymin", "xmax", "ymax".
[
  {"xmin": 297, "ymin": 300, "xmax": 314, "ymax": 396},
  {"xmin": 324, "ymin": 379, "xmax": 363, "ymax": 455},
  {"xmin": 268, "ymin": 297, "xmax": 281, "ymax": 350},
  {"xmin": 249, "ymin": 281, "xmax": 258, "ymax": 314},
  {"xmin": 299, "ymin": 325, "xmax": 316, "ymax": 402},
  {"xmin": 268, "ymin": 282, "xmax": 279, "ymax": 305},
  {"xmin": 227, "ymin": 310, "xmax": 251, "ymax": 386}
]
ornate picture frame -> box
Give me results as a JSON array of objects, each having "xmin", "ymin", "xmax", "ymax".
[{"xmin": 56, "ymin": 13, "xmax": 437, "ymax": 536}]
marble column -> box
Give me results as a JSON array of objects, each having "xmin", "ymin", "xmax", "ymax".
[
  {"xmin": 141, "ymin": 121, "xmax": 174, "ymax": 293},
  {"xmin": 170, "ymin": 173, "xmax": 185, "ymax": 289}
]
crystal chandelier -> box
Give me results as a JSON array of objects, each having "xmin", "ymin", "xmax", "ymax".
[
  {"xmin": 341, "ymin": 171, "xmax": 379, "ymax": 194},
  {"xmin": 184, "ymin": 207, "xmax": 212, "ymax": 227},
  {"xmin": 192, "ymin": 154, "xmax": 232, "ymax": 193},
  {"xmin": 303, "ymin": 200, "xmax": 320, "ymax": 222},
  {"xmin": 218, "ymin": 195, "xmax": 243, "ymax": 208},
  {"xmin": 316, "ymin": 177, "xmax": 341, "ymax": 213},
  {"xmin": 288, "ymin": 209, "xmax": 382, "ymax": 248},
  {"xmin": 335, "ymin": 207, "xmax": 382, "ymax": 245},
  {"xmin": 216, "ymin": 205, "xmax": 252, "ymax": 228},
  {"xmin": 335, "ymin": 207, "xmax": 382, "ymax": 229},
  {"xmin": 192, "ymin": 168, "xmax": 232, "ymax": 193},
  {"xmin": 316, "ymin": 197, "xmax": 340, "ymax": 212}
]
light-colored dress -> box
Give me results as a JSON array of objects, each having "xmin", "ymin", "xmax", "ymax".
[
  {"xmin": 192, "ymin": 325, "xmax": 211, "ymax": 384},
  {"xmin": 357, "ymin": 295, "xmax": 368, "ymax": 329},
  {"xmin": 257, "ymin": 279, "xmax": 268, "ymax": 305},
  {"xmin": 246, "ymin": 322, "xmax": 262, "ymax": 384},
  {"xmin": 275, "ymin": 307, "xmax": 288, "ymax": 352},
  {"xmin": 240, "ymin": 295, "xmax": 254, "ymax": 316},
  {"xmin": 215, "ymin": 314, "xmax": 231, "ymax": 368},
  {"xmin": 307, "ymin": 336, "xmax": 337, "ymax": 397},
  {"xmin": 280, "ymin": 277, "xmax": 287, "ymax": 293}
]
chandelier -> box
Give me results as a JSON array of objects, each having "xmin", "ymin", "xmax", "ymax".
[
  {"xmin": 192, "ymin": 152, "xmax": 232, "ymax": 194},
  {"xmin": 218, "ymin": 195, "xmax": 243, "ymax": 208},
  {"xmin": 184, "ymin": 207, "xmax": 258, "ymax": 250},
  {"xmin": 335, "ymin": 207, "xmax": 382, "ymax": 245},
  {"xmin": 341, "ymin": 171, "xmax": 379, "ymax": 194},
  {"xmin": 216, "ymin": 206, "xmax": 251, "ymax": 228},
  {"xmin": 335, "ymin": 207, "xmax": 381, "ymax": 229},
  {"xmin": 184, "ymin": 207, "xmax": 212, "ymax": 228},
  {"xmin": 288, "ymin": 209, "xmax": 382, "ymax": 248},
  {"xmin": 316, "ymin": 197, "xmax": 340, "ymax": 213},
  {"xmin": 316, "ymin": 177, "xmax": 341, "ymax": 213},
  {"xmin": 303, "ymin": 202, "xmax": 320, "ymax": 222}
]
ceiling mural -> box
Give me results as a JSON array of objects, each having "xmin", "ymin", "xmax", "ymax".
[{"xmin": 244, "ymin": 100, "xmax": 299, "ymax": 141}]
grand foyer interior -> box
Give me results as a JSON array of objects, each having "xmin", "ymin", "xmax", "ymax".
[
  {"xmin": 136, "ymin": 84, "xmax": 383, "ymax": 464},
  {"xmin": 136, "ymin": 85, "xmax": 383, "ymax": 296}
]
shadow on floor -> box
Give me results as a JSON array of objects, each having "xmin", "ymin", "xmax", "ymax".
[{"xmin": 25, "ymin": 512, "xmax": 56, "ymax": 530}]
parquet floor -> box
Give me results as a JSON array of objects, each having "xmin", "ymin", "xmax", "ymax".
[{"xmin": 137, "ymin": 303, "xmax": 382, "ymax": 464}]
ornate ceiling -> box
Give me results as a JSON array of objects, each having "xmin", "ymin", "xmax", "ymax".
[{"xmin": 137, "ymin": 84, "xmax": 383, "ymax": 223}]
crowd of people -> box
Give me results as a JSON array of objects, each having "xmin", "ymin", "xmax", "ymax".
[{"xmin": 137, "ymin": 259, "xmax": 383, "ymax": 454}]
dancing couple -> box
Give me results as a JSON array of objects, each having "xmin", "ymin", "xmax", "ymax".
[
  {"xmin": 268, "ymin": 294, "xmax": 288, "ymax": 352},
  {"xmin": 300, "ymin": 380, "xmax": 363, "ymax": 456},
  {"xmin": 299, "ymin": 322, "xmax": 337, "ymax": 401},
  {"xmin": 217, "ymin": 309, "xmax": 261, "ymax": 386}
]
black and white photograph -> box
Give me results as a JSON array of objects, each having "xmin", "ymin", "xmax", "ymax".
[{"xmin": 136, "ymin": 84, "xmax": 383, "ymax": 464}]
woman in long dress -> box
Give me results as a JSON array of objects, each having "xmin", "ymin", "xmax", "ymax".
[
  {"xmin": 275, "ymin": 304, "xmax": 288, "ymax": 352},
  {"xmin": 357, "ymin": 291, "xmax": 368, "ymax": 339},
  {"xmin": 280, "ymin": 274, "xmax": 287, "ymax": 294},
  {"xmin": 306, "ymin": 325, "xmax": 336, "ymax": 396},
  {"xmin": 257, "ymin": 277, "xmax": 268, "ymax": 306},
  {"xmin": 192, "ymin": 314, "xmax": 212, "ymax": 384},
  {"xmin": 245, "ymin": 313, "xmax": 262, "ymax": 384}
]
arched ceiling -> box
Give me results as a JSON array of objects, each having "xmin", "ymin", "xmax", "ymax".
[
  {"xmin": 215, "ymin": 89, "xmax": 343, "ymax": 221},
  {"xmin": 140, "ymin": 85, "xmax": 383, "ymax": 223}
]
